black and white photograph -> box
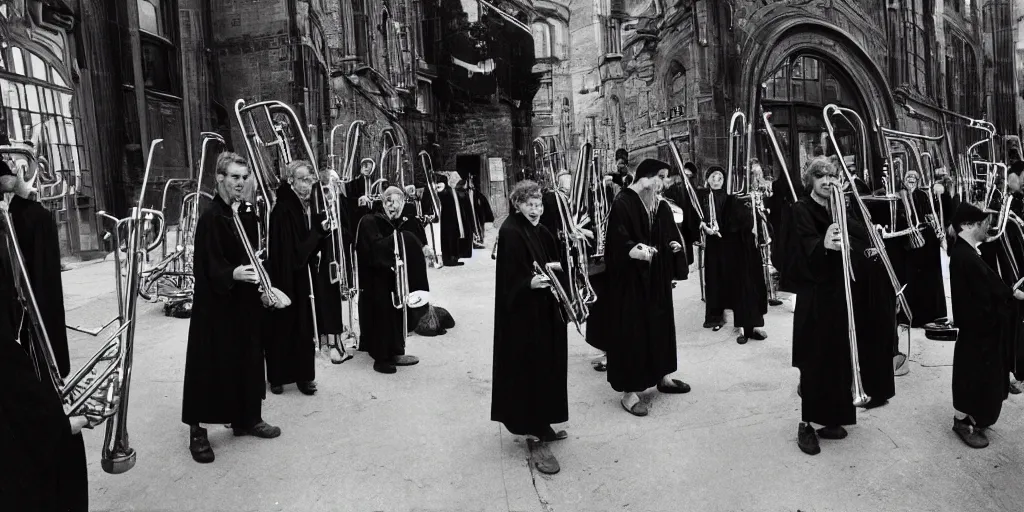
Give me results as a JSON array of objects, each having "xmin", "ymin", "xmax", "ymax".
[{"xmin": 2, "ymin": 0, "xmax": 1024, "ymax": 510}]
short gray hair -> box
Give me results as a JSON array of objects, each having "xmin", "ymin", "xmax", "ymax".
[
  {"xmin": 283, "ymin": 160, "xmax": 313, "ymax": 180},
  {"xmin": 215, "ymin": 152, "xmax": 247, "ymax": 176},
  {"xmin": 801, "ymin": 157, "xmax": 835, "ymax": 190}
]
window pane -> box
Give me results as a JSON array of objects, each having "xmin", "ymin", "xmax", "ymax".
[
  {"xmin": 51, "ymin": 68, "xmax": 67, "ymax": 88},
  {"xmin": 11, "ymin": 47, "xmax": 25, "ymax": 75},
  {"xmin": 29, "ymin": 53, "xmax": 48, "ymax": 80},
  {"xmin": 139, "ymin": 0, "xmax": 161, "ymax": 35}
]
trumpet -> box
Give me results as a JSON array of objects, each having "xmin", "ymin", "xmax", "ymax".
[
  {"xmin": 231, "ymin": 201, "xmax": 291, "ymax": 309},
  {"xmin": 828, "ymin": 184, "xmax": 871, "ymax": 407}
]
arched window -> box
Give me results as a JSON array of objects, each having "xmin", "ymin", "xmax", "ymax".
[
  {"xmin": 666, "ymin": 62, "xmax": 687, "ymax": 116},
  {"xmin": 138, "ymin": 0, "xmax": 163, "ymax": 36},
  {"xmin": 532, "ymin": 22, "xmax": 551, "ymax": 59}
]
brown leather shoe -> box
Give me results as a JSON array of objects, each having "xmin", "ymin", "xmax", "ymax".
[
  {"xmin": 527, "ymin": 439, "xmax": 560, "ymax": 475},
  {"xmin": 952, "ymin": 417, "xmax": 989, "ymax": 448},
  {"xmin": 233, "ymin": 421, "xmax": 282, "ymax": 439}
]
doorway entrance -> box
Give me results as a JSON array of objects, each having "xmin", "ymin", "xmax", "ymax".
[{"xmin": 757, "ymin": 54, "xmax": 874, "ymax": 189}]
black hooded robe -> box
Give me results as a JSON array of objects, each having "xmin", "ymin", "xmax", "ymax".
[
  {"xmin": 356, "ymin": 212, "xmax": 417, "ymax": 363},
  {"xmin": 902, "ymin": 189, "xmax": 948, "ymax": 326},
  {"xmin": 438, "ymin": 184, "xmax": 466, "ymax": 264},
  {"xmin": 470, "ymin": 187, "xmax": 494, "ymax": 236},
  {"xmin": 0, "ymin": 226, "xmax": 87, "ymax": 512},
  {"xmin": 455, "ymin": 187, "xmax": 477, "ymax": 257},
  {"xmin": 700, "ymin": 188, "xmax": 730, "ymax": 324},
  {"xmin": 490, "ymin": 212, "xmax": 568, "ymax": 435},
  {"xmin": 7, "ymin": 195, "xmax": 88, "ymax": 509},
  {"xmin": 949, "ymin": 236, "xmax": 1013, "ymax": 427},
  {"xmin": 312, "ymin": 191, "xmax": 353, "ymax": 336},
  {"xmin": 605, "ymin": 189, "xmax": 679, "ymax": 393},
  {"xmin": 791, "ymin": 196, "xmax": 868, "ymax": 427},
  {"xmin": 263, "ymin": 186, "xmax": 330, "ymax": 387},
  {"xmin": 726, "ymin": 195, "xmax": 768, "ymax": 332},
  {"xmin": 182, "ymin": 195, "xmax": 267, "ymax": 428}
]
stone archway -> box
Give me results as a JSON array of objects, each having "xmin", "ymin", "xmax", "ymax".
[{"xmin": 740, "ymin": 20, "xmax": 897, "ymax": 134}]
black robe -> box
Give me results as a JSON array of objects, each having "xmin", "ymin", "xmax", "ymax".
[
  {"xmin": 0, "ymin": 236, "xmax": 87, "ymax": 512},
  {"xmin": 902, "ymin": 188, "xmax": 948, "ymax": 326},
  {"xmin": 490, "ymin": 212, "xmax": 568, "ymax": 435},
  {"xmin": 263, "ymin": 186, "xmax": 330, "ymax": 386},
  {"xmin": 469, "ymin": 188, "xmax": 495, "ymax": 235},
  {"xmin": 700, "ymin": 188, "xmax": 730, "ymax": 320},
  {"xmin": 726, "ymin": 195, "xmax": 767, "ymax": 330},
  {"xmin": 949, "ymin": 236, "xmax": 1013, "ymax": 428},
  {"xmin": 791, "ymin": 196, "xmax": 869, "ymax": 427},
  {"xmin": 356, "ymin": 212, "xmax": 422, "ymax": 362},
  {"xmin": 604, "ymin": 189, "xmax": 680, "ymax": 393},
  {"xmin": 8, "ymin": 196, "xmax": 69, "ymax": 376},
  {"xmin": 438, "ymin": 184, "xmax": 467, "ymax": 263},
  {"xmin": 539, "ymin": 190, "xmax": 563, "ymax": 239},
  {"xmin": 455, "ymin": 188, "xmax": 477, "ymax": 257},
  {"xmin": 665, "ymin": 182, "xmax": 698, "ymax": 265},
  {"xmin": 850, "ymin": 206, "xmax": 897, "ymax": 404},
  {"xmin": 768, "ymin": 180, "xmax": 800, "ymax": 293},
  {"xmin": 345, "ymin": 175, "xmax": 374, "ymax": 235},
  {"xmin": 312, "ymin": 187, "xmax": 354, "ymax": 335},
  {"xmin": 182, "ymin": 195, "xmax": 267, "ymax": 427}
]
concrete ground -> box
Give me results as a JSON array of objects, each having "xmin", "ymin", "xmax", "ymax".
[{"xmin": 64, "ymin": 227, "xmax": 1023, "ymax": 512}]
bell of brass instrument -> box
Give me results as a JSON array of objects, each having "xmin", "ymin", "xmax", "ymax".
[
  {"xmin": 828, "ymin": 184, "xmax": 871, "ymax": 407},
  {"xmin": 231, "ymin": 201, "xmax": 291, "ymax": 309},
  {"xmin": 726, "ymin": 111, "xmax": 752, "ymax": 196}
]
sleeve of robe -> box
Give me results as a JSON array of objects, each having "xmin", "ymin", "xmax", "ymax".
[
  {"xmin": 605, "ymin": 195, "xmax": 639, "ymax": 269},
  {"xmin": 495, "ymin": 220, "xmax": 537, "ymax": 312},
  {"xmin": 792, "ymin": 202, "xmax": 834, "ymax": 280},
  {"xmin": 269, "ymin": 208, "xmax": 328, "ymax": 275},
  {"xmin": 657, "ymin": 201, "xmax": 688, "ymax": 280},
  {"xmin": 194, "ymin": 213, "xmax": 242, "ymax": 296},
  {"xmin": 15, "ymin": 204, "xmax": 70, "ymax": 377},
  {"xmin": 356, "ymin": 216, "xmax": 397, "ymax": 270}
]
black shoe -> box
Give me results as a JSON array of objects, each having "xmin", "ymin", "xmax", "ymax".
[
  {"xmin": 737, "ymin": 335, "xmax": 748, "ymax": 345},
  {"xmin": 952, "ymin": 417, "xmax": 989, "ymax": 448},
  {"xmin": 769, "ymin": 299, "xmax": 783, "ymax": 306},
  {"xmin": 863, "ymin": 399, "xmax": 889, "ymax": 410},
  {"xmin": 270, "ymin": 385, "xmax": 283, "ymax": 395},
  {"xmin": 374, "ymin": 360, "xmax": 397, "ymax": 374},
  {"xmin": 816, "ymin": 425, "xmax": 848, "ymax": 440},
  {"xmin": 233, "ymin": 421, "xmax": 282, "ymax": 439},
  {"xmin": 189, "ymin": 427, "xmax": 215, "ymax": 463},
  {"xmin": 297, "ymin": 381, "xmax": 317, "ymax": 396},
  {"xmin": 798, "ymin": 423, "xmax": 820, "ymax": 455},
  {"xmin": 746, "ymin": 328, "xmax": 767, "ymax": 341}
]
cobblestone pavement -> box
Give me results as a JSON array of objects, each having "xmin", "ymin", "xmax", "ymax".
[{"xmin": 65, "ymin": 228, "xmax": 1023, "ymax": 512}]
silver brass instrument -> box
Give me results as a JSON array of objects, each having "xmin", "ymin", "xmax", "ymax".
[
  {"xmin": 570, "ymin": 141, "xmax": 610, "ymax": 257},
  {"xmin": 878, "ymin": 125, "xmax": 945, "ymax": 239},
  {"xmin": 828, "ymin": 183, "xmax": 871, "ymax": 407},
  {"xmin": 419, "ymin": 148, "xmax": 445, "ymax": 268},
  {"xmin": 551, "ymin": 183, "xmax": 596, "ymax": 334},
  {"xmin": 333, "ymin": 120, "xmax": 365, "ymax": 183},
  {"xmin": 390, "ymin": 228, "xmax": 411, "ymax": 346},
  {"xmin": 2, "ymin": 119, "xmax": 70, "ymax": 202},
  {"xmin": 533, "ymin": 261, "xmax": 582, "ymax": 333},
  {"xmin": 231, "ymin": 201, "xmax": 291, "ymax": 309},
  {"xmin": 726, "ymin": 110, "xmax": 753, "ymax": 196},
  {"xmin": 665, "ymin": 135, "xmax": 707, "ymax": 300}
]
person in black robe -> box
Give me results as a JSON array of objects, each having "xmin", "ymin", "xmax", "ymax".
[
  {"xmin": 454, "ymin": 180, "xmax": 477, "ymax": 257},
  {"xmin": 264, "ymin": 161, "xmax": 331, "ymax": 396},
  {"xmin": 699, "ymin": 167, "xmax": 729, "ymax": 330},
  {"xmin": 790, "ymin": 157, "xmax": 870, "ymax": 455},
  {"xmin": 1004, "ymin": 170, "xmax": 1024, "ymax": 393},
  {"xmin": 0, "ymin": 161, "xmax": 89, "ymax": 509},
  {"xmin": 182, "ymin": 152, "xmax": 281, "ymax": 464},
  {"xmin": 356, "ymin": 186, "xmax": 424, "ymax": 374},
  {"xmin": 899, "ymin": 170, "xmax": 948, "ymax": 326},
  {"xmin": 726, "ymin": 191, "xmax": 769, "ymax": 345},
  {"xmin": 466, "ymin": 178, "xmax": 494, "ymax": 248},
  {"xmin": 490, "ymin": 180, "xmax": 568, "ymax": 475},
  {"xmin": 312, "ymin": 170, "xmax": 355, "ymax": 365},
  {"xmin": 437, "ymin": 175, "xmax": 468, "ymax": 266},
  {"xmin": 605, "ymin": 159, "xmax": 691, "ymax": 417},
  {"xmin": 346, "ymin": 158, "xmax": 377, "ymax": 235},
  {"xmin": 663, "ymin": 166, "xmax": 692, "ymax": 264},
  {"xmin": 947, "ymin": 201, "xmax": 1023, "ymax": 448}
]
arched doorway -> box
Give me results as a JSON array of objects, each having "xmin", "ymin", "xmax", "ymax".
[{"xmin": 757, "ymin": 53, "xmax": 870, "ymax": 186}]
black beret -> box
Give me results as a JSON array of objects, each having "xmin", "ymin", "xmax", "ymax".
[{"xmin": 951, "ymin": 201, "xmax": 992, "ymax": 228}]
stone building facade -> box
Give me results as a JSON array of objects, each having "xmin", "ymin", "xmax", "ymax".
[{"xmin": 549, "ymin": 0, "xmax": 1021, "ymax": 189}]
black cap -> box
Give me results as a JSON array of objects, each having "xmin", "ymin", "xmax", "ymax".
[
  {"xmin": 705, "ymin": 166, "xmax": 725, "ymax": 181},
  {"xmin": 615, "ymin": 148, "xmax": 628, "ymax": 161},
  {"xmin": 951, "ymin": 201, "xmax": 992, "ymax": 227},
  {"xmin": 635, "ymin": 158, "xmax": 670, "ymax": 179}
]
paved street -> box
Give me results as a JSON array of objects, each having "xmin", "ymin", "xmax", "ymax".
[{"xmin": 65, "ymin": 227, "xmax": 1024, "ymax": 512}]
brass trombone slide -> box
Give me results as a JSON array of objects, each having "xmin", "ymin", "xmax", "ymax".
[{"xmin": 828, "ymin": 183, "xmax": 871, "ymax": 407}]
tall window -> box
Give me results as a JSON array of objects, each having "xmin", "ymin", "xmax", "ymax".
[
  {"xmin": 887, "ymin": 0, "xmax": 934, "ymax": 97},
  {"xmin": 534, "ymin": 79, "xmax": 553, "ymax": 112},
  {"xmin": 667, "ymin": 64, "xmax": 687, "ymax": 116},
  {"xmin": 137, "ymin": 0, "xmax": 178, "ymax": 95},
  {"xmin": 138, "ymin": 0, "xmax": 164, "ymax": 37},
  {"xmin": 532, "ymin": 23, "xmax": 551, "ymax": 59},
  {"xmin": 603, "ymin": 17, "xmax": 622, "ymax": 56},
  {"xmin": 945, "ymin": 31, "xmax": 978, "ymax": 115},
  {"xmin": 353, "ymin": 0, "xmax": 372, "ymax": 65}
]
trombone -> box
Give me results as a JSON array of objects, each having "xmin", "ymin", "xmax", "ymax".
[
  {"xmin": 665, "ymin": 135, "xmax": 708, "ymax": 299},
  {"xmin": 419, "ymin": 148, "xmax": 445, "ymax": 268},
  {"xmin": 828, "ymin": 183, "xmax": 871, "ymax": 407}
]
